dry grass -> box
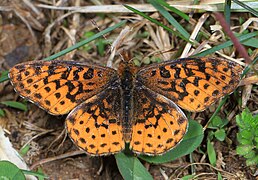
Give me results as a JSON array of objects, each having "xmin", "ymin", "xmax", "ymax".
[{"xmin": 0, "ymin": 0, "xmax": 257, "ymax": 179}]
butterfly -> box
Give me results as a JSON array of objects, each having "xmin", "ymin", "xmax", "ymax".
[{"xmin": 8, "ymin": 57, "xmax": 243, "ymax": 156}]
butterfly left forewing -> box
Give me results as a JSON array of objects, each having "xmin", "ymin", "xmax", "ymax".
[
  {"xmin": 9, "ymin": 60, "xmax": 119, "ymax": 115},
  {"xmin": 136, "ymin": 57, "xmax": 243, "ymax": 112}
]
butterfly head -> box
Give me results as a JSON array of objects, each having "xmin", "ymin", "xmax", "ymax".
[{"xmin": 118, "ymin": 51, "xmax": 138, "ymax": 77}]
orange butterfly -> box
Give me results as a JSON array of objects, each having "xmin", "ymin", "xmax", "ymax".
[{"xmin": 9, "ymin": 57, "xmax": 243, "ymax": 156}]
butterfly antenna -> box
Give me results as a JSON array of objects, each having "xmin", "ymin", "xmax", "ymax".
[
  {"xmin": 90, "ymin": 19, "xmax": 114, "ymax": 54},
  {"xmin": 120, "ymin": 50, "xmax": 133, "ymax": 63},
  {"xmin": 91, "ymin": 19, "xmax": 117, "ymax": 68},
  {"xmin": 91, "ymin": 20, "xmax": 132, "ymax": 67},
  {"xmin": 108, "ymin": 26, "xmax": 132, "ymax": 66}
]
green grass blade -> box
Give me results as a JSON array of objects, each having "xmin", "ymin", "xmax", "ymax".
[
  {"xmin": 0, "ymin": 70, "xmax": 9, "ymax": 83},
  {"xmin": 241, "ymin": 37, "xmax": 258, "ymax": 48},
  {"xmin": 22, "ymin": 170, "xmax": 48, "ymax": 179},
  {"xmin": 242, "ymin": 55, "xmax": 258, "ymax": 77},
  {"xmin": 153, "ymin": 0, "xmax": 189, "ymax": 21},
  {"xmin": 1, "ymin": 101, "xmax": 27, "ymax": 111},
  {"xmin": 44, "ymin": 20, "xmax": 127, "ymax": 61},
  {"xmin": 232, "ymin": 0, "xmax": 258, "ymax": 17},
  {"xmin": 224, "ymin": 0, "xmax": 231, "ymax": 24},
  {"xmin": 192, "ymin": 31, "xmax": 258, "ymax": 57},
  {"xmin": 123, "ymin": 4, "xmax": 190, "ymax": 43},
  {"xmin": 148, "ymin": 0, "xmax": 190, "ymax": 39},
  {"xmin": 0, "ymin": 109, "xmax": 5, "ymax": 117}
]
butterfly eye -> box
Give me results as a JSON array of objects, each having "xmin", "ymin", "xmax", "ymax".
[
  {"xmin": 150, "ymin": 70, "xmax": 156, "ymax": 77},
  {"xmin": 97, "ymin": 71, "xmax": 103, "ymax": 77}
]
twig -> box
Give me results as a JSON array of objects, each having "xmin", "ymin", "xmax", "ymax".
[
  {"xmin": 107, "ymin": 26, "xmax": 132, "ymax": 68},
  {"xmin": 175, "ymin": 162, "xmax": 238, "ymax": 179},
  {"xmin": 36, "ymin": 2, "xmax": 258, "ymax": 13},
  {"xmin": 181, "ymin": 13, "xmax": 209, "ymax": 58},
  {"xmin": 30, "ymin": 150, "xmax": 85, "ymax": 170}
]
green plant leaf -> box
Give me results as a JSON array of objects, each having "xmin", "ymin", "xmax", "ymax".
[
  {"xmin": 218, "ymin": 172, "xmax": 223, "ymax": 180},
  {"xmin": 0, "ymin": 161, "xmax": 26, "ymax": 180},
  {"xmin": 237, "ymin": 134, "xmax": 253, "ymax": 145},
  {"xmin": 236, "ymin": 145, "xmax": 253, "ymax": 156},
  {"xmin": 83, "ymin": 31, "xmax": 95, "ymax": 38},
  {"xmin": 0, "ymin": 109, "xmax": 5, "ymax": 117},
  {"xmin": 182, "ymin": 175, "xmax": 195, "ymax": 180},
  {"xmin": 19, "ymin": 144, "xmax": 30, "ymax": 157},
  {"xmin": 96, "ymin": 39, "xmax": 106, "ymax": 56},
  {"xmin": 0, "ymin": 70, "xmax": 9, "ymax": 83},
  {"xmin": 214, "ymin": 129, "xmax": 226, "ymax": 141},
  {"xmin": 208, "ymin": 116, "xmax": 223, "ymax": 129},
  {"xmin": 236, "ymin": 109, "xmax": 257, "ymax": 129},
  {"xmin": 255, "ymin": 137, "xmax": 258, "ymax": 145},
  {"xmin": 243, "ymin": 150, "xmax": 256, "ymax": 159},
  {"xmin": 208, "ymin": 116, "xmax": 228, "ymax": 129},
  {"xmin": 217, "ymin": 172, "xmax": 223, "ymax": 180},
  {"xmin": 1, "ymin": 101, "xmax": 27, "ymax": 111},
  {"xmin": 115, "ymin": 153, "xmax": 153, "ymax": 180},
  {"xmin": 246, "ymin": 155, "xmax": 258, "ymax": 166},
  {"xmin": 207, "ymin": 131, "xmax": 215, "ymax": 141},
  {"xmin": 240, "ymin": 129, "xmax": 254, "ymax": 139},
  {"xmin": 139, "ymin": 120, "xmax": 204, "ymax": 164},
  {"xmin": 207, "ymin": 140, "xmax": 216, "ymax": 166},
  {"xmin": 236, "ymin": 113, "xmax": 246, "ymax": 129},
  {"xmin": 81, "ymin": 31, "xmax": 96, "ymax": 52}
]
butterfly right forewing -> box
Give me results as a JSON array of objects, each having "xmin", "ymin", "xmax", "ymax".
[{"xmin": 136, "ymin": 57, "xmax": 243, "ymax": 112}]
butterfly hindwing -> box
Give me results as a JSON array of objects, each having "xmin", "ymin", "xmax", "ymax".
[
  {"xmin": 66, "ymin": 86, "xmax": 124, "ymax": 155},
  {"xmin": 130, "ymin": 86, "xmax": 188, "ymax": 155}
]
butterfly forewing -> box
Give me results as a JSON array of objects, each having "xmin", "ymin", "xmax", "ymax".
[
  {"xmin": 9, "ymin": 60, "xmax": 119, "ymax": 115},
  {"xmin": 130, "ymin": 85, "xmax": 188, "ymax": 155},
  {"xmin": 66, "ymin": 86, "xmax": 124, "ymax": 155},
  {"xmin": 136, "ymin": 58, "xmax": 243, "ymax": 112}
]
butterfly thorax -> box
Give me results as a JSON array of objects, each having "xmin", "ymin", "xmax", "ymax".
[{"xmin": 118, "ymin": 61, "xmax": 138, "ymax": 142}]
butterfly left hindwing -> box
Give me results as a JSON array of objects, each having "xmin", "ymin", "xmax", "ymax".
[{"xmin": 66, "ymin": 86, "xmax": 124, "ymax": 156}]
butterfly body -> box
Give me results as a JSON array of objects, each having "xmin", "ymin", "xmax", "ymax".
[
  {"xmin": 9, "ymin": 57, "xmax": 243, "ymax": 156},
  {"xmin": 118, "ymin": 61, "xmax": 135, "ymax": 142}
]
